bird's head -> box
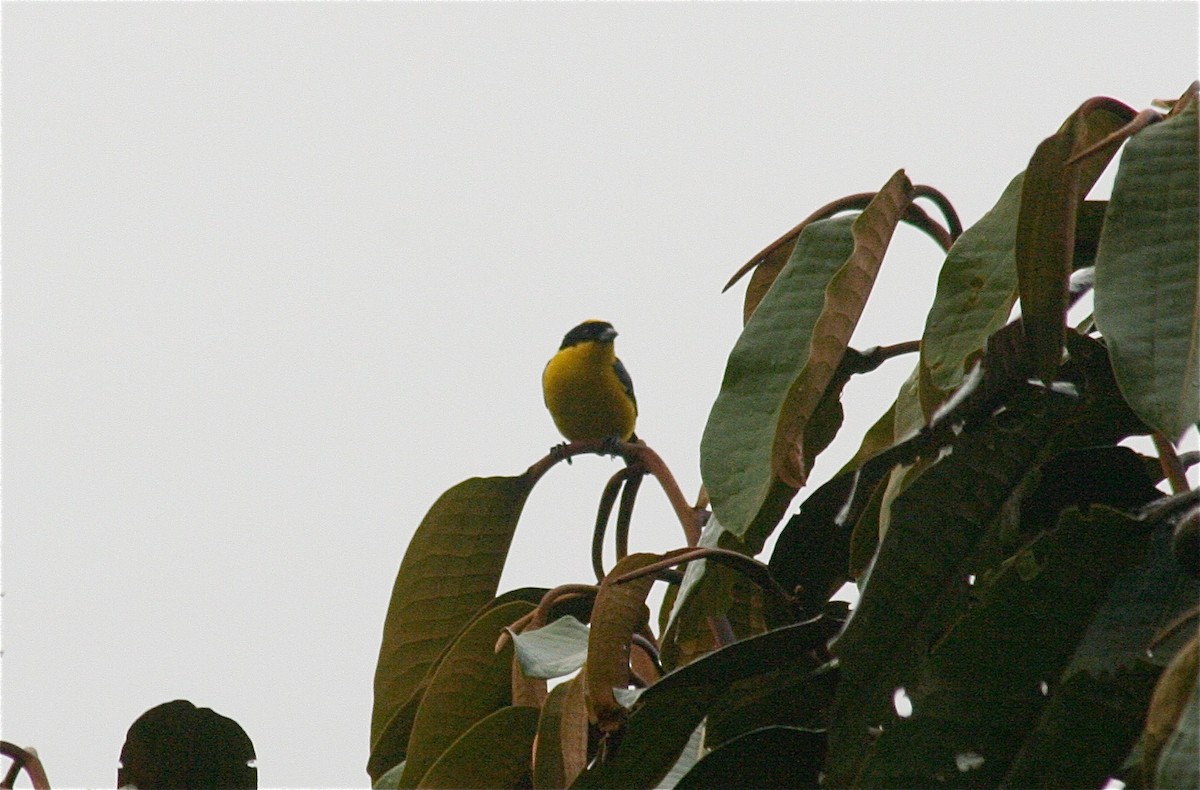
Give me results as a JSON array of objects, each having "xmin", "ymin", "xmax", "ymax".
[{"xmin": 560, "ymin": 320, "xmax": 617, "ymax": 349}]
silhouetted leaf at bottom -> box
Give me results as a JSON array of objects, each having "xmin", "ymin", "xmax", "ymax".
[
  {"xmin": 117, "ymin": 699, "xmax": 256, "ymax": 790},
  {"xmin": 675, "ymin": 727, "xmax": 825, "ymax": 790},
  {"xmin": 415, "ymin": 706, "xmax": 539, "ymax": 789}
]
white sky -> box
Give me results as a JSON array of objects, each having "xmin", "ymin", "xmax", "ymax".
[{"xmin": 2, "ymin": 3, "xmax": 1196, "ymax": 787}]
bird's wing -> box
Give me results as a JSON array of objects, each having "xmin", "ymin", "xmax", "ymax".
[{"xmin": 612, "ymin": 358, "xmax": 637, "ymax": 413}]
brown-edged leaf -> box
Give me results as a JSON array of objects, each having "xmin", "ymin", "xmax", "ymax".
[
  {"xmin": 772, "ymin": 170, "xmax": 915, "ymax": 487},
  {"xmin": 1016, "ymin": 96, "xmax": 1136, "ymax": 382},
  {"xmin": 585, "ymin": 554, "xmax": 662, "ymax": 732}
]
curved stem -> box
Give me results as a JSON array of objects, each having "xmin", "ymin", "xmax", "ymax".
[
  {"xmin": 495, "ymin": 584, "xmax": 599, "ymax": 652},
  {"xmin": 614, "ymin": 547, "xmax": 799, "ymax": 617},
  {"xmin": 912, "ymin": 184, "xmax": 963, "ymax": 242},
  {"xmin": 526, "ymin": 439, "xmax": 704, "ymax": 550},
  {"xmin": 0, "ymin": 743, "xmax": 49, "ymax": 790},
  {"xmin": 615, "ymin": 468, "xmax": 644, "ymax": 561},
  {"xmin": 593, "ymin": 470, "xmax": 628, "ymax": 582},
  {"xmin": 1153, "ymin": 432, "xmax": 1191, "ymax": 494}
]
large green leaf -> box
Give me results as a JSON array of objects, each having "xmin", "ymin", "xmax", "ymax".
[
  {"xmin": 372, "ymin": 474, "xmax": 536, "ymax": 746},
  {"xmin": 701, "ymin": 215, "xmax": 857, "ymax": 539},
  {"xmin": 399, "ymin": 600, "xmax": 534, "ymax": 788},
  {"xmin": 703, "ymin": 173, "xmax": 914, "ymax": 542},
  {"xmin": 854, "ymin": 506, "xmax": 1148, "ymax": 787},
  {"xmin": 1016, "ymin": 98, "xmax": 1134, "ymax": 381},
  {"xmin": 1094, "ymin": 100, "xmax": 1200, "ymax": 440},
  {"xmin": 415, "ymin": 705, "xmax": 539, "ymax": 789},
  {"xmin": 999, "ymin": 661, "xmax": 1160, "ymax": 789},
  {"xmin": 918, "ymin": 173, "xmax": 1024, "ymax": 417},
  {"xmin": 772, "ymin": 171, "xmax": 915, "ymax": 488},
  {"xmin": 825, "ymin": 384, "xmax": 1088, "ymax": 785},
  {"xmin": 825, "ymin": 332, "xmax": 1153, "ymax": 786}
]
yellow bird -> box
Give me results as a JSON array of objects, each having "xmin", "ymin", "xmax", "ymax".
[{"xmin": 543, "ymin": 320, "xmax": 638, "ymax": 443}]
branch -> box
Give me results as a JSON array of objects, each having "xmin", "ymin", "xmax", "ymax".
[
  {"xmin": 526, "ymin": 439, "xmax": 704, "ymax": 548},
  {"xmin": 0, "ymin": 743, "xmax": 49, "ymax": 790}
]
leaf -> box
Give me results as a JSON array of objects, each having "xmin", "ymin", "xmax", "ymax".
[
  {"xmin": 704, "ymin": 640, "xmax": 842, "ymax": 750},
  {"xmin": 1155, "ymin": 665, "xmax": 1200, "ymax": 790},
  {"xmin": 513, "ymin": 615, "xmax": 591, "ymax": 680},
  {"xmin": 585, "ymin": 553, "xmax": 661, "ymax": 731},
  {"xmin": 369, "ymin": 588, "xmax": 574, "ymax": 781},
  {"xmin": 415, "ymin": 705, "xmax": 539, "ymax": 790},
  {"xmin": 703, "ymin": 172, "xmax": 914, "ymax": 540},
  {"xmin": 701, "ymin": 215, "xmax": 857, "ymax": 539},
  {"xmin": 532, "ymin": 675, "xmax": 589, "ymax": 790},
  {"xmin": 675, "ymin": 727, "xmax": 825, "ymax": 790},
  {"xmin": 1143, "ymin": 635, "xmax": 1199, "ymax": 784},
  {"xmin": 918, "ymin": 172, "xmax": 1025, "ymax": 417},
  {"xmin": 373, "ymin": 761, "xmax": 406, "ymax": 790},
  {"xmin": 572, "ymin": 617, "xmax": 841, "ymax": 790},
  {"xmin": 825, "ymin": 384, "xmax": 1084, "ymax": 785},
  {"xmin": 658, "ymin": 723, "xmax": 706, "ymax": 790},
  {"xmin": 1094, "ymin": 100, "xmax": 1199, "ymax": 440},
  {"xmin": 767, "ymin": 470, "xmax": 861, "ymax": 614},
  {"xmin": 399, "ymin": 600, "xmax": 534, "ymax": 788},
  {"xmin": 773, "ymin": 171, "xmax": 915, "ymax": 488},
  {"xmin": 116, "ymin": 700, "xmax": 256, "ymax": 790},
  {"xmin": 855, "ymin": 506, "xmax": 1149, "ymax": 788},
  {"xmin": 1016, "ymin": 97, "xmax": 1135, "ymax": 381},
  {"xmin": 999, "ymin": 661, "xmax": 1161, "ymax": 789},
  {"xmin": 658, "ymin": 516, "xmax": 770, "ymax": 672},
  {"xmin": 372, "ymin": 474, "xmax": 536, "ymax": 746}
]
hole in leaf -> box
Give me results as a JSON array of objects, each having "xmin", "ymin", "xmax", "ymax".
[{"xmin": 955, "ymin": 752, "xmax": 985, "ymax": 772}]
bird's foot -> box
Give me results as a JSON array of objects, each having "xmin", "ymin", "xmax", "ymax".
[{"xmin": 550, "ymin": 442, "xmax": 573, "ymax": 464}]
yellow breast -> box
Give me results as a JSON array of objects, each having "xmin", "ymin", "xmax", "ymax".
[{"xmin": 542, "ymin": 341, "xmax": 637, "ymax": 442}]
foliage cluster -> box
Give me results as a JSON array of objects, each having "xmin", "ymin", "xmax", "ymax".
[{"xmin": 369, "ymin": 84, "xmax": 1199, "ymax": 789}]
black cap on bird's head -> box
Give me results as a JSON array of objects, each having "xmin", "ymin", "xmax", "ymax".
[{"xmin": 560, "ymin": 320, "xmax": 617, "ymax": 349}]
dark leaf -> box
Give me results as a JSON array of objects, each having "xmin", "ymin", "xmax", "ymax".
[
  {"xmin": 676, "ymin": 727, "xmax": 826, "ymax": 790},
  {"xmin": 117, "ymin": 700, "xmax": 256, "ymax": 790}
]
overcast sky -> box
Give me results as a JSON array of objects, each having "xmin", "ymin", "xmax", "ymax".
[{"xmin": 3, "ymin": 3, "xmax": 1197, "ymax": 787}]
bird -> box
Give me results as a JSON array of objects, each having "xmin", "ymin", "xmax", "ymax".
[{"xmin": 542, "ymin": 320, "xmax": 638, "ymax": 444}]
